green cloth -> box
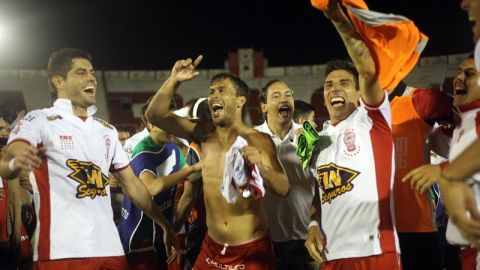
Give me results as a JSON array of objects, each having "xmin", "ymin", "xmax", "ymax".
[{"xmin": 296, "ymin": 121, "xmax": 331, "ymax": 169}]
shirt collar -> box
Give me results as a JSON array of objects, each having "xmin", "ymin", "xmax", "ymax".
[
  {"xmin": 258, "ymin": 120, "xmax": 300, "ymax": 141},
  {"xmin": 458, "ymin": 99, "xmax": 480, "ymax": 113},
  {"xmin": 53, "ymin": 99, "xmax": 97, "ymax": 116}
]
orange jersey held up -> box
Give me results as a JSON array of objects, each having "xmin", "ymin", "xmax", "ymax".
[{"xmin": 310, "ymin": 0, "xmax": 428, "ymax": 91}]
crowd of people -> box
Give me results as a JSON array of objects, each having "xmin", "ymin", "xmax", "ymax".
[{"xmin": 1, "ymin": 0, "xmax": 480, "ymax": 269}]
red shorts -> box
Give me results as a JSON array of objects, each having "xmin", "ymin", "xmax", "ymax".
[
  {"xmin": 461, "ymin": 247, "xmax": 477, "ymax": 270},
  {"xmin": 127, "ymin": 250, "xmax": 163, "ymax": 270},
  {"xmin": 33, "ymin": 256, "xmax": 129, "ymax": 270},
  {"xmin": 127, "ymin": 249, "xmax": 181, "ymax": 270},
  {"xmin": 193, "ymin": 232, "xmax": 276, "ymax": 270},
  {"xmin": 322, "ymin": 251, "xmax": 402, "ymax": 270}
]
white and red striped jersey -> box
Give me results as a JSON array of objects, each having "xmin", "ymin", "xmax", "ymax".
[
  {"xmin": 8, "ymin": 99, "xmax": 130, "ymax": 261},
  {"xmin": 446, "ymin": 100, "xmax": 480, "ymax": 245},
  {"xmin": 311, "ymin": 93, "xmax": 399, "ymax": 261}
]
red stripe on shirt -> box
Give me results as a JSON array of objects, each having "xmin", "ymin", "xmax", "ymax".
[
  {"xmin": 35, "ymin": 144, "xmax": 51, "ymax": 261},
  {"xmin": 367, "ymin": 109, "xmax": 397, "ymax": 253},
  {"xmin": 110, "ymin": 164, "xmax": 129, "ymax": 173}
]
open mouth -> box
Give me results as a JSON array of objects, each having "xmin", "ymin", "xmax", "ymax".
[
  {"xmin": 83, "ymin": 86, "xmax": 95, "ymax": 95},
  {"xmin": 211, "ymin": 103, "xmax": 224, "ymax": 118},
  {"xmin": 330, "ymin": 96, "xmax": 345, "ymax": 108},
  {"xmin": 278, "ymin": 105, "xmax": 291, "ymax": 117},
  {"xmin": 455, "ymin": 86, "xmax": 467, "ymax": 96}
]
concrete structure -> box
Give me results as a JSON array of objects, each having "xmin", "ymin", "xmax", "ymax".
[{"xmin": 0, "ymin": 49, "xmax": 468, "ymax": 131}]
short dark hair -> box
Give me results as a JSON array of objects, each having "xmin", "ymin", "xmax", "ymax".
[
  {"xmin": 259, "ymin": 79, "xmax": 289, "ymax": 104},
  {"xmin": 47, "ymin": 48, "xmax": 92, "ymax": 91},
  {"xmin": 324, "ymin": 59, "xmax": 359, "ymax": 89},
  {"xmin": 210, "ymin": 73, "xmax": 250, "ymax": 97},
  {"xmin": 293, "ymin": 100, "xmax": 315, "ymax": 122}
]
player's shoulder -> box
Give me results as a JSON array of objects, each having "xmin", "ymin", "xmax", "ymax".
[
  {"xmin": 245, "ymin": 128, "xmax": 274, "ymax": 146},
  {"xmin": 20, "ymin": 108, "xmax": 53, "ymax": 124},
  {"xmin": 92, "ymin": 117, "xmax": 116, "ymax": 130}
]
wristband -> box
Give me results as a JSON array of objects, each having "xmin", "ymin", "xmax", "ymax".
[
  {"xmin": 308, "ymin": 220, "xmax": 320, "ymax": 229},
  {"xmin": 8, "ymin": 158, "xmax": 17, "ymax": 172}
]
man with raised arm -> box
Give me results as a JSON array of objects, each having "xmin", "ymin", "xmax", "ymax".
[
  {"xmin": 146, "ymin": 56, "xmax": 289, "ymax": 270},
  {"xmin": 304, "ymin": 1, "xmax": 400, "ymax": 269}
]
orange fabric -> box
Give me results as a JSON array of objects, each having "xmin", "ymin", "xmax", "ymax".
[
  {"xmin": 310, "ymin": 0, "xmax": 427, "ymax": 91},
  {"xmin": 321, "ymin": 251, "xmax": 402, "ymax": 270},
  {"xmin": 311, "ymin": 0, "xmax": 328, "ymax": 11},
  {"xmin": 391, "ymin": 91, "xmax": 436, "ymax": 232}
]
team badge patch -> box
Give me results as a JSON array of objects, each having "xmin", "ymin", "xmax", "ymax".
[
  {"xmin": 343, "ymin": 128, "xmax": 360, "ymax": 156},
  {"xmin": 316, "ymin": 162, "xmax": 360, "ymax": 204},
  {"xmin": 66, "ymin": 159, "xmax": 110, "ymax": 199}
]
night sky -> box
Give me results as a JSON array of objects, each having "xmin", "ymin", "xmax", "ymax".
[{"xmin": 0, "ymin": 0, "xmax": 474, "ymax": 70}]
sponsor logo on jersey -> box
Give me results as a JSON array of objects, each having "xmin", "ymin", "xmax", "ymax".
[
  {"xmin": 316, "ymin": 163, "xmax": 360, "ymax": 204},
  {"xmin": 46, "ymin": 115, "xmax": 63, "ymax": 121},
  {"xmin": 94, "ymin": 117, "xmax": 113, "ymax": 129},
  {"xmin": 66, "ymin": 159, "xmax": 110, "ymax": 199},
  {"xmin": 60, "ymin": 135, "xmax": 74, "ymax": 150},
  {"xmin": 343, "ymin": 128, "xmax": 360, "ymax": 156}
]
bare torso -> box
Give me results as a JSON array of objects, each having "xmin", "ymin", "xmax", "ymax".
[{"xmin": 200, "ymin": 128, "xmax": 268, "ymax": 245}]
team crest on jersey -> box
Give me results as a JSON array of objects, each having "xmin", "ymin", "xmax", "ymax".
[
  {"xmin": 46, "ymin": 114, "xmax": 63, "ymax": 121},
  {"xmin": 343, "ymin": 128, "xmax": 360, "ymax": 156},
  {"xmin": 94, "ymin": 118, "xmax": 113, "ymax": 129},
  {"xmin": 66, "ymin": 159, "xmax": 110, "ymax": 199},
  {"xmin": 316, "ymin": 163, "xmax": 360, "ymax": 204},
  {"xmin": 104, "ymin": 135, "xmax": 111, "ymax": 160}
]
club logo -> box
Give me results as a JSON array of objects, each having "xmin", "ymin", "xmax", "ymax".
[
  {"xmin": 343, "ymin": 128, "xmax": 360, "ymax": 156},
  {"xmin": 66, "ymin": 159, "xmax": 110, "ymax": 199},
  {"xmin": 316, "ymin": 163, "xmax": 360, "ymax": 204},
  {"xmin": 104, "ymin": 135, "xmax": 111, "ymax": 160}
]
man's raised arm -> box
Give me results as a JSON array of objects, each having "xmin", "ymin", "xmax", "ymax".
[
  {"xmin": 145, "ymin": 55, "xmax": 208, "ymax": 142},
  {"xmin": 324, "ymin": 0, "xmax": 383, "ymax": 105}
]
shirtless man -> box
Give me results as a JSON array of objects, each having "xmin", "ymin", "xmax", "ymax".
[{"xmin": 145, "ymin": 56, "xmax": 289, "ymax": 269}]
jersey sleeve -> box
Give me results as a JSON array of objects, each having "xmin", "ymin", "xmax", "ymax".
[
  {"xmin": 8, "ymin": 111, "xmax": 44, "ymax": 146},
  {"xmin": 360, "ymin": 91, "xmax": 392, "ymax": 130},
  {"xmin": 412, "ymin": 88, "xmax": 453, "ymax": 121},
  {"xmin": 110, "ymin": 130, "xmax": 130, "ymax": 173}
]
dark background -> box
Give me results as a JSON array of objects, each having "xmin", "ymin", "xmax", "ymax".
[{"xmin": 0, "ymin": 0, "xmax": 473, "ymax": 70}]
